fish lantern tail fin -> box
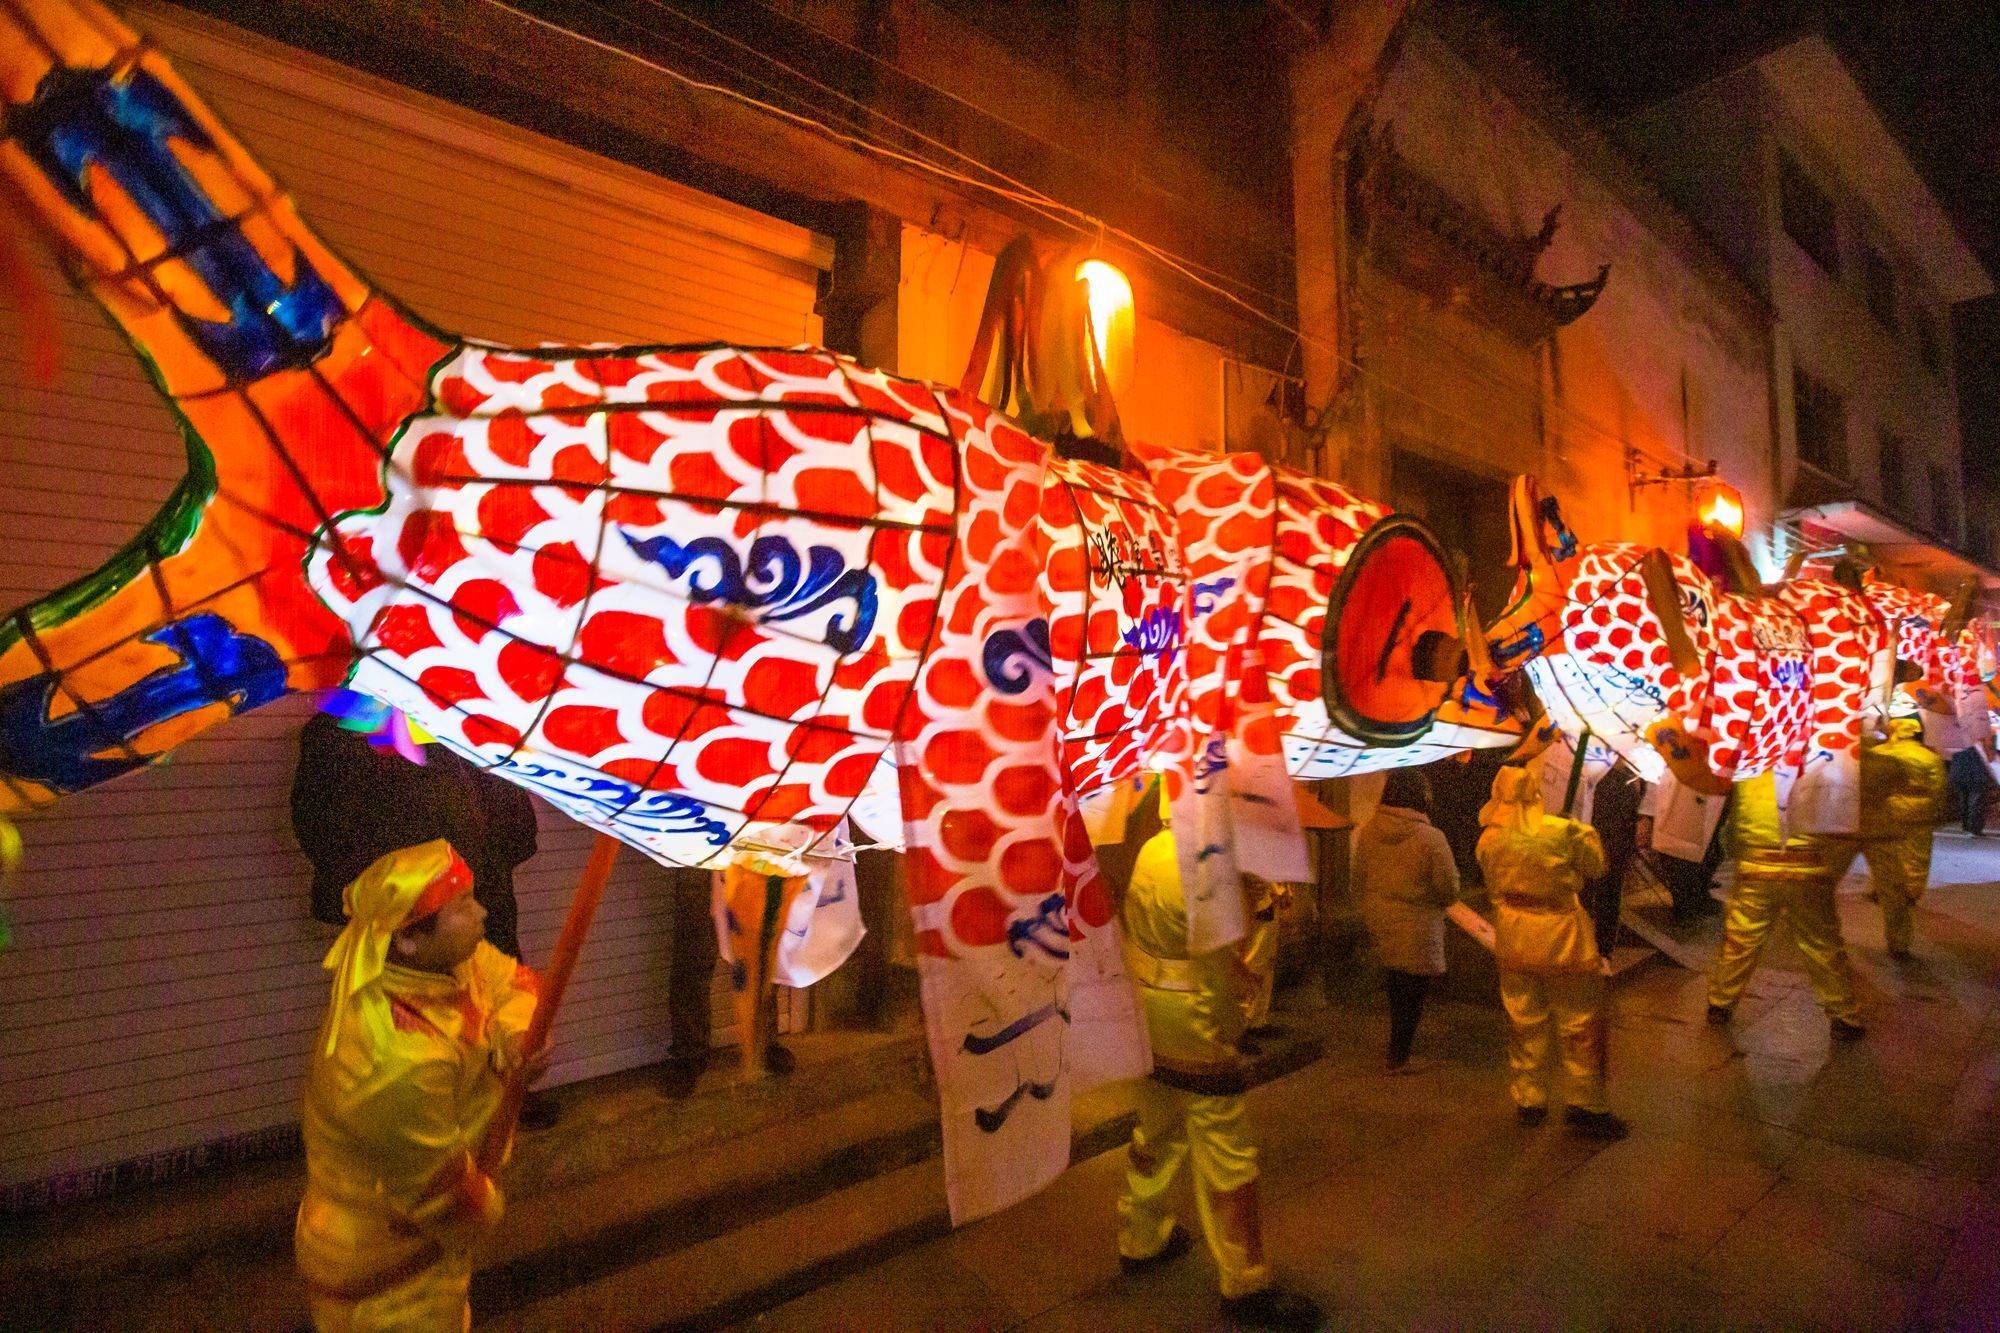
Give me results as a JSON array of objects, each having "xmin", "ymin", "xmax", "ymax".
[{"xmin": 0, "ymin": 1, "xmax": 447, "ymax": 812}]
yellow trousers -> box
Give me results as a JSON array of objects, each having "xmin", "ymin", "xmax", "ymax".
[
  {"xmin": 1822, "ymin": 835, "xmax": 1930, "ymax": 955},
  {"xmin": 1498, "ymin": 970, "xmax": 1607, "ymax": 1113},
  {"xmin": 1117, "ymin": 1077, "xmax": 1269, "ymax": 1298},
  {"xmin": 1239, "ymin": 911, "xmax": 1278, "ymax": 1031},
  {"xmin": 306, "ymin": 1248, "xmax": 472, "ymax": 1332},
  {"xmin": 1708, "ymin": 867, "xmax": 1859, "ymax": 1022}
]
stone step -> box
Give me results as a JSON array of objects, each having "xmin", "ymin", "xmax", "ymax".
[
  {"xmin": 0, "ymin": 1029, "xmax": 934, "ymax": 1330},
  {"xmin": 480, "ymin": 1028, "xmax": 1324, "ymax": 1331},
  {"xmin": 481, "ymin": 1083, "xmax": 1144, "ymax": 1332},
  {"xmin": 1, "ymin": 1023, "xmax": 1322, "ymax": 1331},
  {"xmin": 1605, "ymin": 942, "xmax": 1659, "ymax": 980}
]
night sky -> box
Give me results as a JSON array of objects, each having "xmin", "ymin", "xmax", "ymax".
[{"xmin": 1491, "ymin": 0, "xmax": 2000, "ymax": 514}]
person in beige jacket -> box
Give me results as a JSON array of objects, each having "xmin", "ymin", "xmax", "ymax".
[
  {"xmin": 1475, "ymin": 765, "xmax": 1627, "ymax": 1140},
  {"xmin": 1352, "ymin": 769, "xmax": 1461, "ymax": 1072}
]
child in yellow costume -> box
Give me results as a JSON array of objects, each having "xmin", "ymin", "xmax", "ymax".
[
  {"xmin": 296, "ymin": 839, "xmax": 545, "ymax": 1331},
  {"xmin": 1116, "ymin": 827, "xmax": 1322, "ymax": 1330},
  {"xmin": 1707, "ymin": 771, "xmax": 1864, "ymax": 1039},
  {"xmin": 1818, "ymin": 718, "xmax": 1947, "ymax": 957},
  {"xmin": 1476, "ymin": 766, "xmax": 1626, "ymax": 1139}
]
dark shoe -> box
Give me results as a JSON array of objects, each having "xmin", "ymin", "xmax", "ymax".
[
  {"xmin": 1220, "ymin": 1284, "xmax": 1325, "ymax": 1330},
  {"xmin": 1564, "ymin": 1108, "xmax": 1630, "ymax": 1142},
  {"xmin": 1118, "ymin": 1224, "xmax": 1191, "ymax": 1275},
  {"xmin": 1830, "ymin": 1018, "xmax": 1866, "ymax": 1042},
  {"xmin": 660, "ymin": 1050, "xmax": 709, "ymax": 1097},
  {"xmin": 518, "ymin": 1089, "xmax": 562, "ymax": 1132},
  {"xmin": 1706, "ymin": 1004, "xmax": 1733, "ymax": 1026},
  {"xmin": 1516, "ymin": 1104, "xmax": 1548, "ymax": 1127},
  {"xmin": 1245, "ymin": 1022, "xmax": 1287, "ymax": 1042},
  {"xmin": 762, "ymin": 1041, "xmax": 797, "ymax": 1076},
  {"xmin": 1238, "ymin": 1034, "xmax": 1265, "ymax": 1058}
]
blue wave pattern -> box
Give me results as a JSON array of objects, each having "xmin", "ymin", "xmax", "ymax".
[
  {"xmin": 981, "ymin": 618, "xmax": 1053, "ymax": 696},
  {"xmin": 493, "ymin": 756, "xmax": 735, "ymax": 847},
  {"xmin": 623, "ymin": 531, "xmax": 879, "ymax": 654},
  {"xmin": 1191, "ymin": 576, "xmax": 1236, "ymax": 616},
  {"xmin": 1120, "ymin": 606, "xmax": 1183, "ymax": 656}
]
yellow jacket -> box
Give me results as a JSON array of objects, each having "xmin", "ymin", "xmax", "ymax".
[
  {"xmin": 1123, "ymin": 830, "xmax": 1252, "ymax": 1092},
  {"xmin": 295, "ymin": 942, "xmax": 537, "ymax": 1303},
  {"xmin": 1476, "ymin": 816, "xmax": 1605, "ymax": 975},
  {"xmin": 1870, "ymin": 719, "xmax": 1948, "ymax": 836},
  {"xmin": 1724, "ymin": 770, "xmax": 1829, "ymax": 885}
]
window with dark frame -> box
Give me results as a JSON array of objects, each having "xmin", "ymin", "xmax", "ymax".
[
  {"xmin": 1793, "ymin": 366, "xmax": 1847, "ymax": 477},
  {"xmin": 1970, "ymin": 511, "xmax": 1997, "ymax": 566},
  {"xmin": 1861, "ymin": 242, "xmax": 1898, "ymax": 332},
  {"xmin": 1877, "ymin": 430, "xmax": 1909, "ymax": 516},
  {"xmin": 1778, "ymin": 149, "xmax": 1840, "ymax": 274},
  {"xmin": 1929, "ymin": 463, "xmax": 1957, "ymax": 537},
  {"xmin": 1914, "ymin": 307, "xmax": 1943, "ymax": 375}
]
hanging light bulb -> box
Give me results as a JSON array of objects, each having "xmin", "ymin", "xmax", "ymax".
[
  {"xmin": 1075, "ymin": 258, "xmax": 1136, "ymax": 400},
  {"xmin": 1699, "ymin": 480, "xmax": 1745, "ymax": 537}
]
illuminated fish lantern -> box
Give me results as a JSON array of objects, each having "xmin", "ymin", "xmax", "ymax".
[
  {"xmin": 0, "ymin": 1, "xmax": 1510, "ymax": 1221},
  {"xmin": 1861, "ymin": 576, "xmax": 1983, "ymax": 730},
  {"xmin": 1478, "ymin": 481, "xmax": 1823, "ymax": 800},
  {"xmin": 1767, "ymin": 563, "xmax": 1895, "ymax": 833},
  {"xmin": 1477, "ymin": 477, "xmax": 1720, "ymax": 786},
  {"xmin": 1483, "ymin": 476, "xmax": 1981, "ymax": 837}
]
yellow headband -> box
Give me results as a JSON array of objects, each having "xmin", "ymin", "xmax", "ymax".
[{"xmin": 318, "ymin": 839, "xmax": 467, "ymax": 1056}]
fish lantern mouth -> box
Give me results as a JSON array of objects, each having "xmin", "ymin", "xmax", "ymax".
[{"xmin": 1321, "ymin": 515, "xmax": 1466, "ymax": 746}]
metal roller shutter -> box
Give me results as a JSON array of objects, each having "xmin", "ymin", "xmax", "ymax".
[{"xmin": 0, "ymin": 2, "xmax": 831, "ymax": 1200}]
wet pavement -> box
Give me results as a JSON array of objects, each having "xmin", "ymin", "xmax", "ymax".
[{"xmin": 732, "ymin": 835, "xmax": 2000, "ymax": 1332}]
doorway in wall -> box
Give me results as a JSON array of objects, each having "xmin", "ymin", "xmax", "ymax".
[{"xmin": 1387, "ymin": 446, "xmax": 1514, "ymax": 626}]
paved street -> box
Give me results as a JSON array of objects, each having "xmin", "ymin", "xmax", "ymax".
[{"xmin": 734, "ymin": 837, "xmax": 2000, "ymax": 1332}]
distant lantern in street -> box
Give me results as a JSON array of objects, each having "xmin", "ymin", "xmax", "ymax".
[
  {"xmin": 1699, "ymin": 481, "xmax": 1745, "ymax": 537},
  {"xmin": 1077, "ymin": 258, "xmax": 1136, "ymax": 399}
]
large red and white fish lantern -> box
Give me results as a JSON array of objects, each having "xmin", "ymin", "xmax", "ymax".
[
  {"xmin": 1486, "ymin": 474, "xmax": 1978, "ymax": 834},
  {"xmin": 0, "ymin": 0, "xmax": 1532, "ymax": 1220}
]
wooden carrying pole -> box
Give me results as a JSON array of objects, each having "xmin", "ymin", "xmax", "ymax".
[{"xmin": 477, "ymin": 832, "xmax": 621, "ymax": 1173}]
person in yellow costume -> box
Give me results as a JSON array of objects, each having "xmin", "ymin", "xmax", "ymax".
[
  {"xmin": 1706, "ymin": 770, "xmax": 1865, "ymax": 1039},
  {"xmin": 1819, "ymin": 718, "xmax": 1947, "ymax": 958},
  {"xmin": 296, "ymin": 839, "xmax": 547, "ymax": 1331},
  {"xmin": 1116, "ymin": 824, "xmax": 1322, "ymax": 1330},
  {"xmin": 1476, "ymin": 765, "xmax": 1627, "ymax": 1139}
]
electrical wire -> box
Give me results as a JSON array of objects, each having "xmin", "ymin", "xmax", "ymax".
[
  {"xmin": 484, "ymin": 0, "xmax": 1714, "ymax": 481},
  {"xmin": 724, "ymin": 0, "xmax": 1301, "ymax": 273},
  {"xmin": 490, "ymin": 0, "xmax": 1287, "ymax": 314},
  {"xmin": 619, "ymin": 0, "xmax": 1287, "ymax": 309}
]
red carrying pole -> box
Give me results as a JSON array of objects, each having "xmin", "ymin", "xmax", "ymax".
[{"xmin": 477, "ymin": 833, "xmax": 621, "ymax": 1173}]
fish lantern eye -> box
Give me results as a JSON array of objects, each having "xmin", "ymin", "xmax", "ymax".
[
  {"xmin": 1076, "ymin": 259, "xmax": 1135, "ymax": 401},
  {"xmin": 1698, "ymin": 481, "xmax": 1744, "ymax": 538}
]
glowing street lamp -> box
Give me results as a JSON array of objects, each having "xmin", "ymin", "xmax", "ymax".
[
  {"xmin": 1075, "ymin": 258, "xmax": 1135, "ymax": 401},
  {"xmin": 1699, "ymin": 480, "xmax": 1745, "ymax": 537}
]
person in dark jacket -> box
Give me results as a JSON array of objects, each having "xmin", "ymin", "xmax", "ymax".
[
  {"xmin": 292, "ymin": 713, "xmax": 540, "ymax": 955},
  {"xmin": 1583, "ymin": 764, "xmax": 1643, "ymax": 956},
  {"xmin": 1947, "ymin": 743, "xmax": 1995, "ymax": 836}
]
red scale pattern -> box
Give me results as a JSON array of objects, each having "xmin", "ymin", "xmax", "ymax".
[{"xmin": 308, "ymin": 343, "xmax": 957, "ymax": 866}]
